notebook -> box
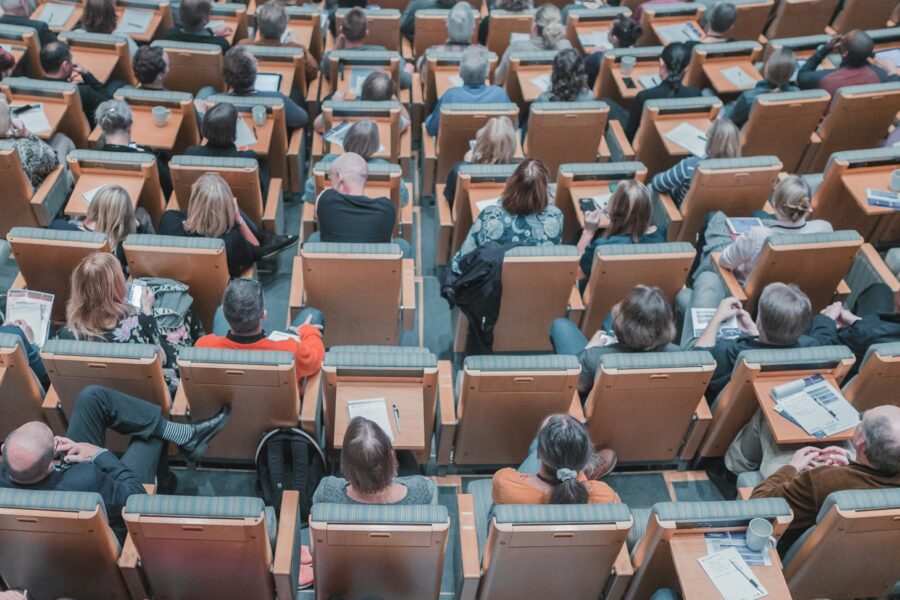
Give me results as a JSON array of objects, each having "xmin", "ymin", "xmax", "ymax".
[{"xmin": 36, "ymin": 3, "xmax": 75, "ymax": 27}]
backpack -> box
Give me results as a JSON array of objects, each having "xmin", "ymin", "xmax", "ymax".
[
  {"xmin": 255, "ymin": 427, "xmax": 327, "ymax": 520},
  {"xmin": 138, "ymin": 277, "xmax": 204, "ymax": 345}
]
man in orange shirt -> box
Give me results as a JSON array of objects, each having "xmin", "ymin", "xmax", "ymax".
[{"xmin": 196, "ymin": 278, "xmax": 325, "ymax": 380}]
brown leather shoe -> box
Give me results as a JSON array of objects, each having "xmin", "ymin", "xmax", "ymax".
[{"xmin": 586, "ymin": 448, "xmax": 618, "ymax": 480}]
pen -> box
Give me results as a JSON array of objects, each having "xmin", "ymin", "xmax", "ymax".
[
  {"xmin": 392, "ymin": 403, "xmax": 401, "ymax": 433},
  {"xmin": 12, "ymin": 104, "xmax": 36, "ymax": 115},
  {"xmin": 729, "ymin": 559, "xmax": 761, "ymax": 591}
]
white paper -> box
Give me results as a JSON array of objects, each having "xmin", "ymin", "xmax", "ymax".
[
  {"xmin": 664, "ymin": 122, "xmax": 707, "ymax": 158},
  {"xmin": 704, "ymin": 532, "xmax": 772, "ymax": 567},
  {"xmin": 254, "ymin": 72, "xmax": 282, "ymax": 92},
  {"xmin": 475, "ymin": 197, "xmax": 500, "ymax": 211},
  {"xmin": 268, "ymin": 330, "xmax": 300, "ymax": 342},
  {"xmin": 726, "ymin": 217, "xmax": 764, "ymax": 235},
  {"xmin": 578, "ymin": 30, "xmax": 611, "ymax": 50},
  {"xmin": 721, "ymin": 65, "xmax": 757, "ymax": 89},
  {"xmin": 656, "ymin": 21, "xmax": 701, "ymax": 43},
  {"xmin": 876, "ymin": 48, "xmax": 900, "ymax": 68},
  {"xmin": 348, "ymin": 68, "xmax": 375, "ymax": 95},
  {"xmin": 81, "ymin": 185, "xmax": 105, "ymax": 205},
  {"xmin": 692, "ymin": 307, "xmax": 740, "ymax": 339},
  {"xmin": 530, "ymin": 73, "xmax": 552, "ymax": 92},
  {"xmin": 347, "ymin": 398, "xmax": 394, "ymax": 442},
  {"xmin": 773, "ymin": 375, "xmax": 860, "ymax": 437},
  {"xmin": 116, "ymin": 8, "xmax": 154, "ymax": 34},
  {"xmin": 36, "ymin": 2, "xmax": 75, "ymax": 27},
  {"xmin": 207, "ymin": 19, "xmax": 227, "ymax": 31},
  {"xmin": 235, "ymin": 117, "xmax": 258, "ymax": 148},
  {"xmin": 776, "ymin": 392, "xmax": 837, "ymax": 436},
  {"xmin": 280, "ymin": 29, "xmax": 293, "ymax": 44},
  {"xmin": 5, "ymin": 289, "xmax": 54, "ymax": 346},
  {"xmin": 698, "ymin": 547, "xmax": 768, "ymax": 599},
  {"xmin": 509, "ymin": 32, "xmax": 530, "ymax": 43},
  {"xmin": 324, "ymin": 120, "xmax": 352, "ymax": 147},
  {"xmin": 637, "ymin": 74, "xmax": 662, "ymax": 89},
  {"xmin": 11, "ymin": 103, "xmax": 51, "ymax": 134},
  {"xmin": 790, "ymin": 59, "xmax": 806, "ymax": 83},
  {"xmin": 448, "ymin": 74, "xmax": 464, "ymax": 87}
]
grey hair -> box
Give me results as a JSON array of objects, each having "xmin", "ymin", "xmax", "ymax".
[
  {"xmin": 447, "ymin": 2, "xmax": 474, "ymax": 44},
  {"xmin": 0, "ymin": 0, "xmax": 24, "ymax": 12},
  {"xmin": 222, "ymin": 278, "xmax": 265, "ymax": 335},
  {"xmin": 459, "ymin": 46, "xmax": 489, "ymax": 86},
  {"xmin": 95, "ymin": 99, "xmax": 133, "ymax": 134},
  {"xmin": 257, "ymin": 1, "xmax": 287, "ymax": 40},
  {"xmin": 862, "ymin": 411, "xmax": 900, "ymax": 475}
]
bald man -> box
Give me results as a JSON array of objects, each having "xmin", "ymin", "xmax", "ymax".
[
  {"xmin": 798, "ymin": 30, "xmax": 899, "ymax": 100},
  {"xmin": 1, "ymin": 385, "xmax": 230, "ymax": 542},
  {"xmin": 750, "ymin": 405, "xmax": 900, "ymax": 532}
]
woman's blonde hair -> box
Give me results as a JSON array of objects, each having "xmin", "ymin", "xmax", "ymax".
[
  {"xmin": 184, "ymin": 173, "xmax": 236, "ymax": 238},
  {"xmin": 604, "ymin": 179, "xmax": 652, "ymax": 242},
  {"xmin": 343, "ymin": 119, "xmax": 380, "ymax": 161},
  {"xmin": 534, "ymin": 4, "xmax": 566, "ymax": 48},
  {"xmin": 763, "ymin": 48, "xmax": 797, "ymax": 87},
  {"xmin": 771, "ymin": 175, "xmax": 812, "ymax": 222},
  {"xmin": 85, "ymin": 185, "xmax": 135, "ymax": 248},
  {"xmin": 705, "ymin": 118, "xmax": 741, "ymax": 160},
  {"xmin": 472, "ymin": 116, "xmax": 516, "ymax": 164},
  {"xmin": 65, "ymin": 252, "xmax": 132, "ymax": 339}
]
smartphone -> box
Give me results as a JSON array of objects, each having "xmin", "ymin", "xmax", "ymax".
[
  {"xmin": 622, "ymin": 77, "xmax": 637, "ymax": 89},
  {"xmin": 127, "ymin": 280, "xmax": 146, "ymax": 309},
  {"xmin": 579, "ymin": 197, "xmax": 598, "ymax": 212}
]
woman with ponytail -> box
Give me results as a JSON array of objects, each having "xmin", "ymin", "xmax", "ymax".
[
  {"xmin": 492, "ymin": 414, "xmax": 620, "ymax": 505},
  {"xmin": 495, "ymin": 3, "xmax": 571, "ymax": 85}
]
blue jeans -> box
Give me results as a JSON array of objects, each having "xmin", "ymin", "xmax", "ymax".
[
  {"xmin": 304, "ymin": 231, "xmax": 413, "ymax": 259},
  {"xmin": 549, "ymin": 318, "xmax": 589, "ymax": 356},
  {"xmin": 213, "ymin": 306, "xmax": 326, "ymax": 337}
]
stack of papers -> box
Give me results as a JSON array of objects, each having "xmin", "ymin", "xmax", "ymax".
[
  {"xmin": 11, "ymin": 103, "xmax": 51, "ymax": 134},
  {"xmin": 530, "ymin": 73, "xmax": 552, "ymax": 92},
  {"xmin": 116, "ymin": 9, "xmax": 154, "ymax": 34},
  {"xmin": 475, "ymin": 197, "xmax": 501, "ymax": 211},
  {"xmin": 268, "ymin": 331, "xmax": 300, "ymax": 342},
  {"xmin": 705, "ymin": 532, "xmax": 771, "ymax": 567},
  {"xmin": 81, "ymin": 185, "xmax": 106, "ymax": 205},
  {"xmin": 347, "ymin": 398, "xmax": 394, "ymax": 442},
  {"xmin": 509, "ymin": 32, "xmax": 530, "ymax": 43},
  {"xmin": 721, "ymin": 66, "xmax": 757, "ymax": 89},
  {"xmin": 637, "ymin": 74, "xmax": 662, "ymax": 89},
  {"xmin": 577, "ymin": 30, "xmax": 611, "ymax": 51},
  {"xmin": 656, "ymin": 21, "xmax": 702, "ymax": 43},
  {"xmin": 866, "ymin": 188, "xmax": 900, "ymax": 210},
  {"xmin": 664, "ymin": 122, "xmax": 707, "ymax": 158},
  {"xmin": 790, "ymin": 59, "xmax": 806, "ymax": 83},
  {"xmin": 699, "ymin": 547, "xmax": 768, "ymax": 599},
  {"xmin": 771, "ymin": 375, "xmax": 860, "ymax": 438},
  {"xmin": 692, "ymin": 308, "xmax": 740, "ymax": 340},
  {"xmin": 726, "ymin": 217, "xmax": 764, "ymax": 235},
  {"xmin": 5, "ymin": 289, "xmax": 54, "ymax": 346},
  {"xmin": 348, "ymin": 68, "xmax": 375, "ymax": 95},
  {"xmin": 36, "ymin": 3, "xmax": 75, "ymax": 27},
  {"xmin": 280, "ymin": 29, "xmax": 293, "ymax": 44},
  {"xmin": 235, "ymin": 118, "xmax": 258, "ymax": 148}
]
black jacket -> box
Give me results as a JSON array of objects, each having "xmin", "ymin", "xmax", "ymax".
[
  {"xmin": 163, "ymin": 27, "xmax": 230, "ymax": 52},
  {"xmin": 441, "ymin": 241, "xmax": 505, "ymax": 355},
  {"xmin": 102, "ymin": 143, "xmax": 173, "ymax": 200},
  {"xmin": 838, "ymin": 314, "xmax": 900, "ymax": 374},
  {"xmin": 43, "ymin": 71, "xmax": 114, "ymax": 129},
  {"xmin": 0, "ymin": 14, "xmax": 57, "ymax": 47}
]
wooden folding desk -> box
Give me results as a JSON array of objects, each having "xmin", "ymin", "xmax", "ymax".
[
  {"xmin": 257, "ymin": 64, "xmax": 296, "ymax": 98},
  {"xmin": 279, "ymin": 21, "xmax": 316, "ymax": 55},
  {"xmin": 611, "ymin": 63, "xmax": 662, "ymax": 102},
  {"xmin": 317, "ymin": 121, "xmax": 402, "ymax": 162},
  {"xmin": 753, "ymin": 374, "xmax": 856, "ymax": 445},
  {"xmin": 66, "ymin": 172, "xmax": 146, "ymax": 217},
  {"xmin": 68, "ymin": 47, "xmax": 120, "ymax": 85},
  {"xmin": 1, "ymin": 44, "xmax": 26, "ymax": 69},
  {"xmin": 87, "ymin": 105, "xmax": 184, "ymax": 152},
  {"xmin": 838, "ymin": 168, "xmax": 899, "ymax": 242},
  {"xmin": 514, "ymin": 64, "xmax": 553, "ymax": 103},
  {"xmin": 655, "ymin": 117, "xmax": 713, "ymax": 160},
  {"xmin": 573, "ymin": 22, "xmax": 612, "ymax": 55},
  {"xmin": 332, "ymin": 383, "xmax": 426, "ymax": 451},
  {"xmin": 651, "ymin": 19, "xmax": 702, "ymax": 46},
  {"xmin": 114, "ymin": 7, "xmax": 163, "ymax": 44},
  {"xmin": 702, "ymin": 59, "xmax": 762, "ymax": 96},
  {"xmin": 468, "ymin": 185, "xmax": 507, "ymax": 220},
  {"xmin": 7, "ymin": 98, "xmax": 66, "ymax": 141},
  {"xmin": 235, "ymin": 114, "xmax": 274, "ymax": 158},
  {"xmin": 31, "ymin": 2, "xmax": 83, "ymax": 32},
  {"xmin": 571, "ymin": 183, "xmax": 613, "ymax": 230}
]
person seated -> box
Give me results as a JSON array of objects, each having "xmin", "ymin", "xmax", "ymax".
[
  {"xmin": 477, "ymin": 0, "xmax": 533, "ymax": 46},
  {"xmin": 650, "ymin": 118, "xmax": 741, "ymax": 207},
  {"xmin": 401, "ymin": 0, "xmax": 456, "ymax": 39},
  {"xmin": 444, "ymin": 115, "xmax": 517, "ymax": 210},
  {"xmin": 495, "ymin": 4, "xmax": 571, "ymax": 86},
  {"xmin": 577, "ymin": 179, "xmax": 666, "ymax": 283},
  {"xmin": 313, "ymin": 71, "xmax": 411, "ymax": 134},
  {"xmin": 133, "ymin": 46, "xmax": 169, "ymax": 91},
  {"xmin": 632, "ymin": 0, "xmax": 687, "ymax": 21},
  {"xmin": 322, "ymin": 8, "xmax": 413, "ymax": 89},
  {"xmin": 534, "ymin": 48, "xmax": 594, "ymax": 103},
  {"xmin": 684, "ymin": 1, "xmax": 735, "ymax": 50},
  {"xmin": 0, "ymin": 0, "xmax": 57, "ymax": 46},
  {"xmin": 425, "ymin": 46, "xmax": 512, "ymax": 137},
  {"xmin": 185, "ymin": 102, "xmax": 271, "ymax": 198},
  {"xmin": 451, "ymin": 158, "xmax": 563, "ymax": 273},
  {"xmin": 40, "ymin": 42, "xmax": 116, "ymax": 129},
  {"xmin": 50, "ymin": 184, "xmax": 152, "ymax": 275},
  {"xmin": 748, "ymin": 405, "xmax": 900, "ymax": 534},
  {"xmin": 584, "ymin": 16, "xmax": 643, "ymax": 91},
  {"xmin": 164, "ymin": 0, "xmax": 233, "ymax": 52},
  {"xmin": 691, "ymin": 283, "xmax": 839, "ymax": 401},
  {"xmin": 305, "ymin": 119, "xmax": 409, "ymax": 206},
  {"xmin": 1, "ymin": 385, "xmax": 231, "ymax": 542},
  {"xmin": 0, "ymin": 46, "xmax": 15, "ymax": 82},
  {"xmin": 0, "ymin": 319, "xmax": 49, "ymax": 389},
  {"xmin": 816, "ymin": 296, "xmax": 900, "ymax": 373},
  {"xmin": 724, "ymin": 47, "xmax": 798, "ymax": 128},
  {"xmin": 196, "ymin": 278, "xmax": 324, "ymax": 381},
  {"xmin": 798, "ymin": 30, "xmax": 899, "ymax": 101},
  {"xmin": 239, "ymin": 0, "xmax": 318, "ymax": 85},
  {"xmin": 76, "ymin": 0, "xmax": 138, "ymax": 57},
  {"xmin": 416, "ymin": 2, "xmax": 488, "ymax": 80},
  {"xmin": 158, "ymin": 172, "xmax": 298, "ymax": 276},
  {"xmin": 622, "ymin": 42, "xmax": 701, "ymax": 140},
  {"xmin": 94, "ymin": 99, "xmax": 173, "ymax": 199},
  {"xmin": 492, "ymin": 414, "xmax": 620, "ymax": 504},
  {"xmin": 0, "ymin": 98, "xmax": 61, "ymax": 190},
  {"xmin": 551, "ymin": 285, "xmax": 679, "ymax": 398},
  {"xmin": 313, "ymin": 416, "xmax": 436, "ymax": 504}
]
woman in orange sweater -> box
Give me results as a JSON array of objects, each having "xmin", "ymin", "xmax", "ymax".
[{"xmin": 492, "ymin": 414, "xmax": 619, "ymax": 505}]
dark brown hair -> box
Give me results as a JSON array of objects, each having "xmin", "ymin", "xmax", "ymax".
[
  {"xmin": 82, "ymin": 0, "xmax": 117, "ymax": 34},
  {"xmin": 179, "ymin": 0, "xmax": 212, "ymax": 30},
  {"xmin": 341, "ymin": 7, "xmax": 368, "ymax": 43},
  {"xmin": 134, "ymin": 46, "xmax": 167, "ymax": 85},
  {"xmin": 340, "ymin": 417, "xmax": 396, "ymax": 494},
  {"xmin": 611, "ymin": 285, "xmax": 676, "ymax": 351},
  {"xmin": 202, "ymin": 102, "xmax": 238, "ymax": 148},
  {"xmin": 501, "ymin": 158, "xmax": 550, "ymax": 216},
  {"xmin": 604, "ymin": 179, "xmax": 652, "ymax": 242},
  {"xmin": 223, "ymin": 46, "xmax": 257, "ymax": 93},
  {"xmin": 536, "ymin": 414, "xmax": 593, "ymax": 504}
]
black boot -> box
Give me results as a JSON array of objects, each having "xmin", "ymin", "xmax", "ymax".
[{"xmin": 179, "ymin": 405, "xmax": 232, "ymax": 462}]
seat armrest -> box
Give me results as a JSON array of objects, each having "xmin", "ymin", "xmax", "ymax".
[
  {"xmin": 401, "ymin": 258, "xmax": 416, "ymax": 331},
  {"xmin": 567, "ymin": 284, "xmax": 585, "ymax": 326},
  {"xmin": 30, "ymin": 165, "xmax": 67, "ymax": 226},
  {"xmin": 605, "ymin": 545, "xmax": 634, "ymax": 600},
  {"xmin": 300, "ymin": 370, "xmax": 321, "ymax": 437},
  {"xmin": 409, "ymin": 72, "xmax": 422, "ymax": 108},
  {"xmin": 288, "ymin": 129, "xmax": 304, "ymax": 194},
  {"xmin": 651, "ymin": 191, "xmax": 681, "ymax": 241},
  {"xmin": 421, "ymin": 122, "xmax": 436, "ymax": 195},
  {"xmin": 10, "ymin": 271, "xmax": 25, "ymax": 291},
  {"xmin": 142, "ymin": 484, "xmax": 156, "ymax": 494},
  {"xmin": 288, "ymin": 255, "xmax": 305, "ymax": 324},
  {"xmin": 710, "ymin": 252, "xmax": 747, "ymax": 301},
  {"xmin": 436, "ymin": 183, "xmax": 453, "ymax": 265},
  {"xmin": 603, "ymin": 121, "xmax": 635, "ymax": 162},
  {"xmin": 262, "ymin": 178, "xmax": 284, "ymax": 235},
  {"xmin": 118, "ymin": 534, "xmax": 149, "ymax": 600},
  {"xmin": 835, "ymin": 278, "xmax": 851, "ymax": 303},
  {"xmin": 41, "ymin": 386, "xmax": 67, "ymax": 434},
  {"xmin": 436, "ymin": 360, "xmax": 456, "ymax": 466},
  {"xmin": 400, "ymin": 197, "xmax": 414, "ymax": 242},
  {"xmin": 798, "ymin": 131, "xmax": 822, "ymax": 173},
  {"xmin": 272, "ymin": 489, "xmax": 301, "ymax": 600},
  {"xmin": 856, "ymin": 243, "xmax": 900, "ymax": 291},
  {"xmin": 568, "ymin": 391, "xmax": 586, "ymax": 422},
  {"xmin": 301, "ymin": 201, "xmax": 316, "ymax": 242},
  {"xmin": 456, "ymin": 493, "xmax": 481, "ymax": 600},
  {"xmin": 679, "ymin": 397, "xmax": 713, "ymax": 460},
  {"xmin": 737, "ymin": 487, "xmax": 754, "ymax": 500},
  {"xmin": 170, "ymin": 383, "xmax": 189, "ymax": 421}
]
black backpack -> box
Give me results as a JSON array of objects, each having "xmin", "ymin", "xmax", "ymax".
[{"xmin": 255, "ymin": 427, "xmax": 326, "ymax": 520}]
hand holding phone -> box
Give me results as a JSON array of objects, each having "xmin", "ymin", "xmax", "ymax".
[
  {"xmin": 579, "ymin": 197, "xmax": 598, "ymax": 212},
  {"xmin": 127, "ymin": 280, "xmax": 147, "ymax": 309}
]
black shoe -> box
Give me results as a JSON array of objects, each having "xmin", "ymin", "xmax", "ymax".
[
  {"xmin": 259, "ymin": 234, "xmax": 299, "ymax": 260},
  {"xmin": 179, "ymin": 405, "xmax": 232, "ymax": 463}
]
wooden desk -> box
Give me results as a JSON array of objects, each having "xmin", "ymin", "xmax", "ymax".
[
  {"xmin": 670, "ymin": 534, "xmax": 792, "ymax": 600},
  {"xmin": 702, "ymin": 60, "xmax": 762, "ymax": 96},
  {"xmin": 238, "ymin": 115, "xmax": 274, "ymax": 157},
  {"xmin": 573, "ymin": 24, "xmax": 611, "ymax": 54},
  {"xmin": 2, "ymin": 44, "xmax": 26, "ymax": 69},
  {"xmin": 9, "ymin": 98, "xmax": 67, "ymax": 141},
  {"xmin": 114, "ymin": 7, "xmax": 163, "ymax": 44},
  {"xmin": 570, "ymin": 184, "xmax": 613, "ymax": 230},
  {"xmin": 752, "ymin": 374, "xmax": 855, "ymax": 445},
  {"xmin": 611, "ymin": 63, "xmax": 661, "ymax": 101},
  {"xmin": 88, "ymin": 106, "xmax": 184, "ymax": 152},
  {"xmin": 67, "ymin": 172, "xmax": 146, "ymax": 217},
  {"xmin": 69, "ymin": 49, "xmax": 119, "ymax": 85},
  {"xmin": 468, "ymin": 185, "xmax": 506, "ymax": 219},
  {"xmin": 280, "ymin": 22, "xmax": 316, "ymax": 54},
  {"xmin": 652, "ymin": 19, "xmax": 702, "ymax": 46},
  {"xmin": 515, "ymin": 64, "xmax": 553, "ymax": 103},
  {"xmin": 435, "ymin": 69, "xmax": 463, "ymax": 100},
  {"xmin": 257, "ymin": 64, "xmax": 296, "ymax": 98},
  {"xmin": 840, "ymin": 170, "xmax": 897, "ymax": 218},
  {"xmin": 333, "ymin": 383, "xmax": 426, "ymax": 450},
  {"xmin": 655, "ymin": 117, "xmax": 713, "ymax": 158},
  {"xmin": 32, "ymin": 2, "xmax": 83, "ymax": 32},
  {"xmin": 208, "ymin": 15, "xmax": 240, "ymax": 46}
]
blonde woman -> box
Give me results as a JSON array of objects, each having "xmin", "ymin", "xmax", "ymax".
[
  {"xmin": 650, "ymin": 118, "xmax": 741, "ymax": 207},
  {"xmin": 725, "ymin": 48, "xmax": 798, "ymax": 128},
  {"xmin": 158, "ymin": 173, "xmax": 297, "ymax": 276},
  {"xmin": 444, "ymin": 115, "xmax": 517, "ymax": 209},
  {"xmin": 494, "ymin": 3, "xmax": 570, "ymax": 85}
]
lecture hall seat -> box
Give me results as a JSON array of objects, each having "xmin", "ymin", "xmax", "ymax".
[{"xmin": 0, "ymin": 332, "xmax": 48, "ymax": 441}]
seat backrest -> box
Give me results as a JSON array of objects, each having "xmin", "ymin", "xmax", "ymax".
[
  {"xmin": 210, "ymin": 2, "xmax": 249, "ymax": 40},
  {"xmin": 581, "ymin": 242, "xmax": 694, "ymax": 335},
  {"xmin": 335, "ymin": 7, "xmax": 400, "ymax": 51},
  {"xmin": 118, "ymin": 0, "xmax": 175, "ymax": 32},
  {"xmin": 741, "ymin": 89, "xmax": 830, "ymax": 172},
  {"xmin": 301, "ymin": 243, "xmax": 404, "ymax": 346},
  {"xmin": 565, "ymin": 6, "xmax": 631, "ymax": 54},
  {"xmin": 783, "ymin": 488, "xmax": 900, "ymax": 598},
  {"xmin": 0, "ymin": 144, "xmax": 53, "ymax": 237},
  {"xmin": 448, "ymin": 163, "xmax": 517, "ymax": 260},
  {"xmin": 762, "ymin": 32, "xmax": 831, "ymax": 62},
  {"xmin": 0, "ymin": 489, "xmax": 129, "ymax": 600},
  {"xmin": 322, "ymin": 100, "xmax": 401, "ymax": 162},
  {"xmin": 453, "ymin": 354, "xmax": 581, "ymax": 465},
  {"xmin": 68, "ymin": 149, "xmax": 166, "ymax": 225},
  {"xmin": 585, "ymin": 351, "xmax": 715, "ymax": 463},
  {"xmin": 177, "ymin": 347, "xmax": 299, "ymax": 461},
  {"xmin": 525, "ymin": 101, "xmax": 609, "ymax": 176},
  {"xmin": 436, "ymin": 103, "xmax": 520, "ymax": 183},
  {"xmin": 675, "ymin": 156, "xmax": 782, "ymax": 243},
  {"xmin": 115, "ymin": 86, "xmax": 199, "ymax": 155},
  {"xmin": 724, "ymin": 0, "xmax": 774, "ymax": 40},
  {"xmin": 171, "ymin": 155, "xmax": 265, "ymax": 225},
  {"xmin": 682, "ymin": 41, "xmax": 762, "ymax": 89},
  {"xmin": 485, "ymin": 9, "xmax": 536, "ymax": 57},
  {"xmin": 243, "ymin": 44, "xmax": 310, "ymax": 99},
  {"xmin": 423, "ymin": 49, "xmax": 498, "ymax": 112},
  {"xmin": 122, "ymin": 233, "xmax": 229, "ymax": 332},
  {"xmin": 480, "ymin": 501, "xmax": 633, "ymax": 600},
  {"xmin": 327, "ymin": 50, "xmax": 401, "ymax": 98},
  {"xmin": 633, "ymin": 96, "xmax": 722, "ymax": 177},
  {"xmin": 151, "ymin": 40, "xmax": 224, "ymax": 95},
  {"xmin": 312, "ymin": 159, "xmax": 402, "ymax": 222},
  {"xmin": 283, "ymin": 5, "xmax": 325, "ymax": 59},
  {"xmin": 741, "ymin": 230, "xmax": 863, "ymax": 313},
  {"xmin": 0, "ymin": 333, "xmax": 46, "ymax": 440},
  {"xmin": 7, "ymin": 227, "xmax": 109, "ymax": 320},
  {"xmin": 0, "ymin": 24, "xmax": 42, "ymax": 78},
  {"xmin": 595, "ymin": 46, "xmax": 663, "ymax": 104},
  {"xmin": 842, "ymin": 342, "xmax": 900, "ymax": 412},
  {"xmin": 414, "ymin": 9, "xmax": 482, "ymax": 57},
  {"xmin": 831, "ymin": 0, "xmax": 897, "ymax": 32},
  {"xmin": 124, "ymin": 494, "xmax": 275, "ymax": 600},
  {"xmin": 765, "ymin": 0, "xmax": 840, "ymax": 39},
  {"xmin": 698, "ymin": 345, "xmax": 856, "ymax": 458},
  {"xmin": 638, "ymin": 2, "xmax": 704, "ymax": 47},
  {"xmin": 1, "ymin": 76, "xmax": 91, "ymax": 147},
  {"xmin": 58, "ymin": 30, "xmax": 136, "ymax": 86},
  {"xmin": 309, "ymin": 502, "xmax": 449, "ymax": 600}
]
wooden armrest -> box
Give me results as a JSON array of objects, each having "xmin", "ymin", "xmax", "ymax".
[
  {"xmin": 273, "ymin": 489, "xmax": 301, "ymax": 600},
  {"xmin": 436, "ymin": 360, "xmax": 456, "ymax": 466},
  {"xmin": 401, "ymin": 258, "xmax": 416, "ymax": 331},
  {"xmin": 737, "ymin": 487, "xmax": 754, "ymax": 500},
  {"xmin": 456, "ymin": 494, "xmax": 481, "ymax": 600},
  {"xmin": 300, "ymin": 370, "xmax": 321, "ymax": 437},
  {"xmin": 288, "ymin": 255, "xmax": 305, "ymax": 324},
  {"xmin": 41, "ymin": 386, "xmax": 67, "ymax": 434},
  {"xmin": 605, "ymin": 544, "xmax": 635, "ymax": 600},
  {"xmin": 568, "ymin": 391, "xmax": 586, "ymax": 422},
  {"xmin": 118, "ymin": 533, "xmax": 149, "ymax": 599},
  {"xmin": 679, "ymin": 397, "xmax": 713, "ymax": 461},
  {"xmin": 606, "ymin": 120, "xmax": 635, "ymax": 161},
  {"xmin": 410, "ymin": 72, "xmax": 423, "ymax": 107},
  {"xmin": 170, "ymin": 383, "xmax": 189, "ymax": 420},
  {"xmin": 436, "ymin": 183, "xmax": 453, "ymax": 265},
  {"xmin": 301, "ymin": 201, "xmax": 316, "ymax": 242},
  {"xmin": 10, "ymin": 271, "xmax": 25, "ymax": 291},
  {"xmin": 835, "ymin": 278, "xmax": 851, "ymax": 302},
  {"xmin": 857, "ymin": 243, "xmax": 900, "ymax": 291},
  {"xmin": 142, "ymin": 484, "xmax": 156, "ymax": 494},
  {"xmin": 400, "ymin": 197, "xmax": 414, "ymax": 242},
  {"xmin": 421, "ymin": 123, "xmax": 436, "ymax": 160},
  {"xmin": 261, "ymin": 177, "xmax": 284, "ymax": 235},
  {"xmin": 288, "ymin": 128, "xmax": 303, "ymax": 156},
  {"xmin": 710, "ymin": 252, "xmax": 747, "ymax": 301},
  {"xmin": 29, "ymin": 165, "xmax": 65, "ymax": 226},
  {"xmin": 567, "ymin": 283, "xmax": 585, "ymax": 325}
]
